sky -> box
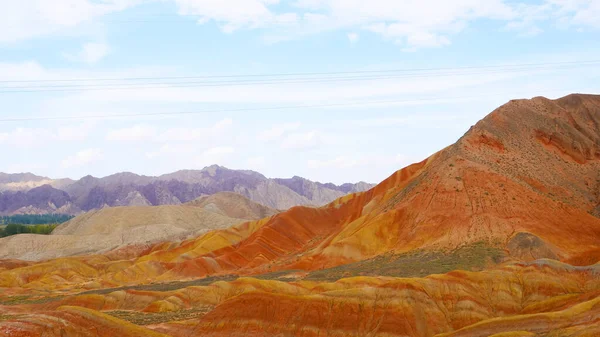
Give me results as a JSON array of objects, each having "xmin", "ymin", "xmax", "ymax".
[{"xmin": 0, "ymin": 0, "xmax": 599, "ymax": 185}]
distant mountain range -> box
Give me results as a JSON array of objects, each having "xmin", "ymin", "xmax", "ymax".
[{"xmin": 0, "ymin": 166, "xmax": 374, "ymax": 215}]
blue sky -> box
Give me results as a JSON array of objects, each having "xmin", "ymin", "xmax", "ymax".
[{"xmin": 0, "ymin": 0, "xmax": 599, "ymax": 184}]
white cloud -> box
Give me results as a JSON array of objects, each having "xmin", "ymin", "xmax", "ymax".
[
  {"xmin": 169, "ymin": 0, "xmax": 600, "ymax": 49},
  {"xmin": 167, "ymin": 0, "xmax": 516, "ymax": 49},
  {"xmin": 258, "ymin": 122, "xmax": 301, "ymax": 141},
  {"xmin": 569, "ymin": 1, "xmax": 600, "ymax": 29},
  {"xmin": 278, "ymin": 0, "xmax": 516, "ymax": 49},
  {"xmin": 173, "ymin": 0, "xmax": 296, "ymax": 32},
  {"xmin": 0, "ymin": 0, "xmax": 141, "ymax": 43},
  {"xmin": 545, "ymin": 0, "xmax": 600, "ymax": 29},
  {"xmin": 366, "ymin": 22, "xmax": 453, "ymax": 49},
  {"xmin": 63, "ymin": 42, "xmax": 110, "ymax": 64},
  {"xmin": 503, "ymin": 1, "xmax": 600, "ymax": 36},
  {"xmin": 2, "ymin": 1, "xmax": 598, "ymax": 49},
  {"xmin": 61, "ymin": 148, "xmax": 104, "ymax": 168},
  {"xmin": 347, "ymin": 32, "xmax": 359, "ymax": 43},
  {"xmin": 106, "ymin": 125, "xmax": 156, "ymax": 142}
]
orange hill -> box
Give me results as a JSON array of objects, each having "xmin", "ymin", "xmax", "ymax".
[
  {"xmin": 0, "ymin": 261, "xmax": 598, "ymax": 336},
  {"xmin": 105, "ymin": 94, "xmax": 600, "ymax": 282},
  {"xmin": 0, "ymin": 94, "xmax": 599, "ymax": 336}
]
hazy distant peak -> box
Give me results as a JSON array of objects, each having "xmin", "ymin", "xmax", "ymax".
[
  {"xmin": 0, "ymin": 166, "xmax": 373, "ymax": 215},
  {"xmin": 0, "ymin": 172, "xmax": 48, "ymax": 184}
]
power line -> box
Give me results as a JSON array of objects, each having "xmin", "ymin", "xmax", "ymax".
[
  {"xmin": 0, "ymin": 69, "xmax": 574, "ymax": 93},
  {"xmin": 0, "ymin": 90, "xmax": 587, "ymax": 123},
  {"xmin": 0, "ymin": 61, "xmax": 597, "ymax": 94},
  {"xmin": 0, "ymin": 63, "xmax": 591, "ymax": 89},
  {"xmin": 1, "ymin": 60, "xmax": 597, "ymax": 84},
  {"xmin": 0, "ymin": 98, "xmax": 451, "ymax": 122}
]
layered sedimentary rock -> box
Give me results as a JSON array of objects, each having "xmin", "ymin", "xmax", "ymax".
[
  {"xmin": 0, "ymin": 261, "xmax": 598, "ymax": 336},
  {"xmin": 0, "ymin": 94, "xmax": 599, "ymax": 336}
]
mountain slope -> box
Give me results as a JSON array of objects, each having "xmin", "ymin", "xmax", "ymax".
[
  {"xmin": 0, "ymin": 167, "xmax": 374, "ymax": 215},
  {"xmin": 185, "ymin": 192, "xmax": 279, "ymax": 220},
  {"xmin": 0, "ymin": 206, "xmax": 242, "ymax": 261},
  {"xmin": 84, "ymin": 94, "xmax": 600, "ymax": 281},
  {"xmin": 0, "ymin": 192, "xmax": 278, "ymax": 261}
]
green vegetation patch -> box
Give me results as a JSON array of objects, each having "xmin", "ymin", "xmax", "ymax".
[
  {"xmin": 0, "ymin": 214, "xmax": 73, "ymax": 225},
  {"xmin": 0, "ymin": 295, "xmax": 66, "ymax": 305},
  {"xmin": 304, "ymin": 242, "xmax": 506, "ymax": 282},
  {"xmin": 0, "ymin": 223, "xmax": 58, "ymax": 238},
  {"xmin": 79, "ymin": 275, "xmax": 239, "ymax": 296},
  {"xmin": 106, "ymin": 306, "xmax": 214, "ymax": 325}
]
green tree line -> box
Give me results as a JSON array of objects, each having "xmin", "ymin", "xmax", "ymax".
[
  {"xmin": 0, "ymin": 224, "xmax": 58, "ymax": 237},
  {"xmin": 0, "ymin": 214, "xmax": 73, "ymax": 225}
]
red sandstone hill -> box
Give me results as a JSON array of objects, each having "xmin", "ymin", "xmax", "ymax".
[
  {"xmin": 0, "ymin": 94, "xmax": 599, "ymax": 337},
  {"xmin": 110, "ymin": 93, "xmax": 600, "ymax": 281}
]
